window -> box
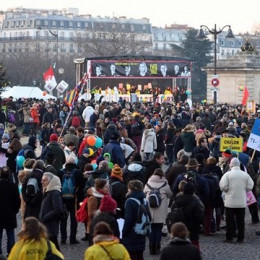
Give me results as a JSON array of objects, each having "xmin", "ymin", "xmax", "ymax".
[
  {"xmin": 130, "ymin": 24, "xmax": 134, "ymax": 32},
  {"xmin": 221, "ymin": 40, "xmax": 224, "ymax": 46},
  {"xmin": 155, "ymin": 43, "xmax": 158, "ymax": 50},
  {"xmin": 60, "ymin": 31, "xmax": 65, "ymax": 40},
  {"xmin": 11, "ymin": 21, "xmax": 15, "ymax": 28},
  {"xmin": 232, "ymin": 49, "xmax": 234, "ymax": 55},
  {"xmin": 28, "ymin": 20, "xmax": 32, "ymax": 27},
  {"xmin": 60, "ymin": 21, "xmax": 64, "ymax": 27},
  {"xmin": 52, "ymin": 21, "xmax": 56, "ymax": 27},
  {"xmin": 121, "ymin": 24, "xmax": 125, "ymax": 30},
  {"xmin": 16, "ymin": 21, "xmax": 20, "ymax": 27},
  {"xmin": 142, "ymin": 25, "xmax": 146, "ymax": 31},
  {"xmin": 70, "ymin": 32, "xmax": 74, "ymax": 39},
  {"xmin": 69, "ymin": 44, "xmax": 74, "ymax": 52},
  {"xmin": 21, "ymin": 20, "xmax": 25, "ymax": 27},
  {"xmin": 85, "ymin": 22, "xmax": 88, "ymax": 28},
  {"xmin": 77, "ymin": 22, "xmax": 81, "ymax": 28},
  {"xmin": 4, "ymin": 21, "xmax": 9, "ymax": 28},
  {"xmin": 61, "ymin": 43, "xmax": 65, "ymax": 52},
  {"xmin": 36, "ymin": 20, "xmax": 41, "ymax": 26},
  {"xmin": 69, "ymin": 21, "xmax": 73, "ymax": 28},
  {"xmin": 36, "ymin": 31, "xmax": 40, "ymax": 39},
  {"xmin": 44, "ymin": 20, "xmax": 48, "ymax": 26},
  {"xmin": 53, "ymin": 43, "xmax": 57, "ymax": 52}
]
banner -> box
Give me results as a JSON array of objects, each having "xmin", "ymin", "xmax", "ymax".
[
  {"xmin": 56, "ymin": 80, "xmax": 69, "ymax": 94},
  {"xmin": 247, "ymin": 119, "xmax": 260, "ymax": 151},
  {"xmin": 90, "ymin": 59, "xmax": 192, "ymax": 78},
  {"xmin": 220, "ymin": 137, "xmax": 243, "ymax": 153}
]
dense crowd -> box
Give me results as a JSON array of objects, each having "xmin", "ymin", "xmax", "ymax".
[{"xmin": 0, "ymin": 96, "xmax": 259, "ymax": 260}]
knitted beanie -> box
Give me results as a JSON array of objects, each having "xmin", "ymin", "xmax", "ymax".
[
  {"xmin": 111, "ymin": 164, "xmax": 123, "ymax": 177},
  {"xmin": 99, "ymin": 195, "xmax": 117, "ymax": 212},
  {"xmin": 49, "ymin": 133, "xmax": 58, "ymax": 142}
]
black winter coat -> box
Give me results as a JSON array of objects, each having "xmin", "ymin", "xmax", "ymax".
[
  {"xmin": 122, "ymin": 190, "xmax": 148, "ymax": 252},
  {"xmin": 22, "ymin": 169, "xmax": 44, "ymax": 219},
  {"xmin": 143, "ymin": 160, "xmax": 161, "ymax": 184},
  {"xmin": 39, "ymin": 190, "xmax": 63, "ymax": 237},
  {"xmin": 0, "ymin": 178, "xmax": 20, "ymax": 229},
  {"xmin": 155, "ymin": 129, "xmax": 165, "ymax": 153},
  {"xmin": 160, "ymin": 238, "xmax": 202, "ymax": 260},
  {"xmin": 109, "ymin": 176, "xmax": 127, "ymax": 218},
  {"xmin": 171, "ymin": 194, "xmax": 204, "ymax": 241}
]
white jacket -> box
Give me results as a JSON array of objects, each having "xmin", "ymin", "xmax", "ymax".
[
  {"xmin": 220, "ymin": 166, "xmax": 254, "ymax": 208},
  {"xmin": 141, "ymin": 129, "xmax": 157, "ymax": 153},
  {"xmin": 82, "ymin": 106, "xmax": 94, "ymax": 123}
]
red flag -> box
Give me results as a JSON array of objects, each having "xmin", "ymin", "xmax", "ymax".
[
  {"xmin": 43, "ymin": 66, "xmax": 57, "ymax": 91},
  {"xmin": 242, "ymin": 86, "xmax": 249, "ymax": 106}
]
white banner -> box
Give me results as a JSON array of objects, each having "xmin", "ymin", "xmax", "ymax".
[{"xmin": 56, "ymin": 80, "xmax": 69, "ymax": 93}]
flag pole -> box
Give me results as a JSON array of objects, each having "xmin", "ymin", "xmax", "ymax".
[{"xmin": 59, "ymin": 73, "xmax": 87, "ymax": 139}]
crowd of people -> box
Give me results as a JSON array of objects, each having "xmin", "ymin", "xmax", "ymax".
[{"xmin": 0, "ymin": 95, "xmax": 259, "ymax": 260}]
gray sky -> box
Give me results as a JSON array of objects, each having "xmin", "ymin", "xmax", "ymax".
[{"xmin": 2, "ymin": 0, "xmax": 260, "ymax": 34}]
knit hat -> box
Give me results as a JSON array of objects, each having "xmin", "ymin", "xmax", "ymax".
[
  {"xmin": 2, "ymin": 133, "xmax": 9, "ymax": 140},
  {"xmin": 230, "ymin": 158, "xmax": 240, "ymax": 168},
  {"xmin": 111, "ymin": 164, "xmax": 123, "ymax": 177},
  {"xmin": 222, "ymin": 149, "xmax": 232, "ymax": 158},
  {"xmin": 99, "ymin": 195, "xmax": 117, "ymax": 212},
  {"xmin": 183, "ymin": 182, "xmax": 195, "ymax": 195},
  {"xmin": 83, "ymin": 148, "xmax": 90, "ymax": 155},
  {"xmin": 50, "ymin": 133, "xmax": 58, "ymax": 142}
]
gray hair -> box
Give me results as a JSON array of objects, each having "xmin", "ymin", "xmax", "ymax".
[{"xmin": 43, "ymin": 172, "xmax": 54, "ymax": 182}]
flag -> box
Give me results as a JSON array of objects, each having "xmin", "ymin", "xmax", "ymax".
[
  {"xmin": 242, "ymin": 86, "xmax": 249, "ymax": 106},
  {"xmin": 56, "ymin": 80, "xmax": 69, "ymax": 94},
  {"xmin": 43, "ymin": 66, "xmax": 57, "ymax": 92},
  {"xmin": 64, "ymin": 88, "xmax": 77, "ymax": 108}
]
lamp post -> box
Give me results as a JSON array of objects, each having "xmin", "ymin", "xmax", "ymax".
[{"xmin": 198, "ymin": 24, "xmax": 234, "ymax": 104}]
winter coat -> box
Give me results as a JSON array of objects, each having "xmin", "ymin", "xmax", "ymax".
[
  {"xmin": 120, "ymin": 143, "xmax": 135, "ymax": 159},
  {"xmin": 160, "ymin": 238, "xmax": 202, "ymax": 260},
  {"xmin": 220, "ymin": 166, "xmax": 254, "ymax": 208},
  {"xmin": 21, "ymin": 107, "xmax": 31, "ymax": 123},
  {"xmin": 0, "ymin": 178, "xmax": 20, "ymax": 229},
  {"xmin": 30, "ymin": 107, "xmax": 40, "ymax": 124},
  {"xmin": 102, "ymin": 140, "xmax": 125, "ymax": 168},
  {"xmin": 123, "ymin": 162, "xmax": 145, "ymax": 185},
  {"xmin": 41, "ymin": 142, "xmax": 66, "ymax": 172},
  {"xmin": 64, "ymin": 133, "xmax": 79, "ymax": 147},
  {"xmin": 42, "ymin": 112, "xmax": 54, "ymax": 125},
  {"xmin": 155, "ymin": 129, "xmax": 165, "ymax": 153},
  {"xmin": 39, "ymin": 175, "xmax": 63, "ymax": 237},
  {"xmin": 109, "ymin": 176, "xmax": 127, "ymax": 218},
  {"xmin": 85, "ymin": 236, "xmax": 130, "ymax": 260},
  {"xmin": 22, "ymin": 168, "xmax": 44, "ymax": 219},
  {"xmin": 8, "ymin": 238, "xmax": 64, "ymax": 260},
  {"xmin": 82, "ymin": 106, "xmax": 94, "ymax": 123},
  {"xmin": 103, "ymin": 124, "xmax": 118, "ymax": 145},
  {"xmin": 141, "ymin": 129, "xmax": 157, "ymax": 153},
  {"xmin": 85, "ymin": 170, "xmax": 109, "ymax": 192},
  {"xmin": 122, "ymin": 190, "xmax": 148, "ymax": 253},
  {"xmin": 181, "ymin": 131, "xmax": 196, "ymax": 153},
  {"xmin": 171, "ymin": 194, "xmax": 205, "ymax": 241},
  {"xmin": 90, "ymin": 211, "xmax": 120, "ymax": 245},
  {"xmin": 144, "ymin": 175, "xmax": 172, "ymax": 223}
]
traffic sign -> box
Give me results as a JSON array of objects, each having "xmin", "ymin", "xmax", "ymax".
[{"xmin": 211, "ymin": 78, "xmax": 219, "ymax": 87}]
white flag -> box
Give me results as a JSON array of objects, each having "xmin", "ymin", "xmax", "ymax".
[{"xmin": 56, "ymin": 80, "xmax": 69, "ymax": 93}]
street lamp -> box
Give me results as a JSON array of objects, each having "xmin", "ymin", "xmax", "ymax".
[
  {"xmin": 37, "ymin": 26, "xmax": 59, "ymax": 69},
  {"xmin": 198, "ymin": 24, "xmax": 235, "ymax": 104}
]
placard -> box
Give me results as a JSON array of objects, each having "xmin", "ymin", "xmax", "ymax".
[{"xmin": 220, "ymin": 137, "xmax": 243, "ymax": 152}]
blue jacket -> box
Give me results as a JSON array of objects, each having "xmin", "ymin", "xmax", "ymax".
[
  {"xmin": 102, "ymin": 140, "xmax": 125, "ymax": 168},
  {"xmin": 122, "ymin": 190, "xmax": 147, "ymax": 252}
]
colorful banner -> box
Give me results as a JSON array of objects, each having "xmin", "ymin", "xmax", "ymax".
[{"xmin": 90, "ymin": 59, "xmax": 192, "ymax": 78}]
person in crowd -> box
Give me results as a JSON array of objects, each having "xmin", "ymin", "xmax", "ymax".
[
  {"xmin": 181, "ymin": 124, "xmax": 196, "ymax": 156},
  {"xmin": 165, "ymin": 122, "xmax": 175, "ymax": 165},
  {"xmin": 166, "ymin": 154, "xmax": 189, "ymax": 188},
  {"xmin": 82, "ymin": 102, "xmax": 94, "ymax": 129},
  {"xmin": 20, "ymin": 136, "xmax": 38, "ymax": 159},
  {"xmin": 68, "ymin": 111, "xmax": 83, "ymax": 129},
  {"xmin": 122, "ymin": 180, "xmax": 149, "ymax": 260},
  {"xmin": 59, "ymin": 156, "xmax": 85, "ymax": 245},
  {"xmin": 0, "ymin": 166, "xmax": 20, "ymax": 257},
  {"xmin": 170, "ymin": 182, "xmax": 205, "ymax": 249},
  {"xmin": 41, "ymin": 134, "xmax": 66, "ymax": 172},
  {"xmin": 64, "ymin": 126, "xmax": 79, "ymax": 148},
  {"xmin": 220, "ymin": 158, "xmax": 254, "ymax": 243},
  {"xmin": 131, "ymin": 115, "xmax": 144, "ymax": 153},
  {"xmin": 160, "ymin": 222, "xmax": 202, "ymax": 260},
  {"xmin": 102, "ymin": 132, "xmax": 125, "ymax": 168},
  {"xmin": 42, "ymin": 107, "xmax": 54, "ymax": 125},
  {"xmin": 141, "ymin": 123, "xmax": 157, "ymax": 161},
  {"xmin": 19, "ymin": 103, "xmax": 31, "ymax": 136},
  {"xmin": 0, "ymin": 133, "xmax": 9, "ymax": 168},
  {"xmin": 103, "ymin": 122, "xmax": 118, "ymax": 145},
  {"xmin": 109, "ymin": 164, "xmax": 127, "ymax": 218},
  {"xmin": 89, "ymin": 195, "xmax": 119, "ymax": 245},
  {"xmin": 143, "ymin": 152, "xmax": 165, "ymax": 184},
  {"xmin": 8, "ymin": 217, "xmax": 64, "ymax": 260},
  {"xmin": 191, "ymin": 137, "xmax": 210, "ymax": 160},
  {"xmin": 39, "ymin": 172, "xmax": 64, "ymax": 250},
  {"xmin": 144, "ymin": 169, "xmax": 172, "ymax": 255},
  {"xmin": 155, "ymin": 123, "xmax": 165, "ymax": 155},
  {"xmin": 30, "ymin": 103, "xmax": 40, "ymax": 137},
  {"xmin": 85, "ymin": 222, "xmax": 130, "ymax": 260},
  {"xmin": 63, "ymin": 141, "xmax": 77, "ymax": 164},
  {"xmin": 39, "ymin": 122, "xmax": 53, "ymax": 149}
]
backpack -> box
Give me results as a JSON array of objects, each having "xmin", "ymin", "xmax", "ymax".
[
  {"xmin": 166, "ymin": 206, "xmax": 186, "ymax": 232},
  {"xmin": 76, "ymin": 197, "xmax": 89, "ymax": 223},
  {"xmin": 146, "ymin": 182, "xmax": 167, "ymax": 208},
  {"xmin": 71, "ymin": 116, "xmax": 81, "ymax": 128},
  {"xmin": 61, "ymin": 171, "xmax": 75, "ymax": 199},
  {"xmin": 109, "ymin": 181, "xmax": 120, "ymax": 198},
  {"xmin": 26, "ymin": 177, "xmax": 40, "ymax": 197},
  {"xmin": 128, "ymin": 198, "xmax": 151, "ymax": 236}
]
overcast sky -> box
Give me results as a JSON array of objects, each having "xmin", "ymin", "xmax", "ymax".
[{"xmin": 1, "ymin": 0, "xmax": 260, "ymax": 34}]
